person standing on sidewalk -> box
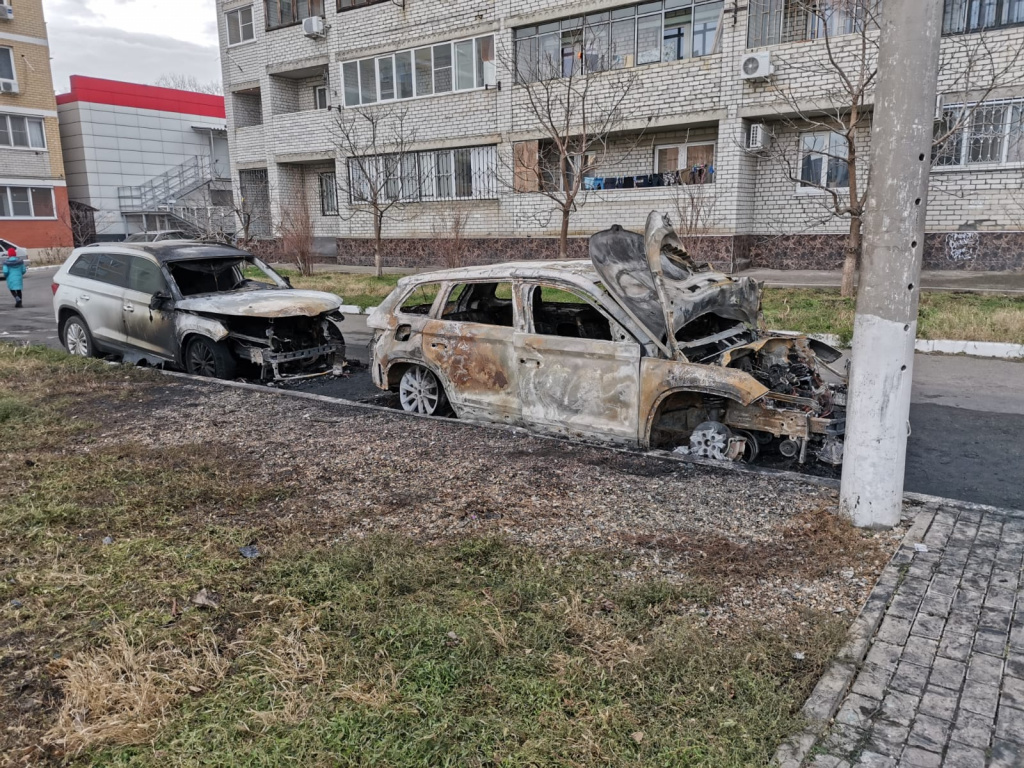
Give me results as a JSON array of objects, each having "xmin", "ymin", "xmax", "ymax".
[{"xmin": 3, "ymin": 247, "xmax": 26, "ymax": 307}]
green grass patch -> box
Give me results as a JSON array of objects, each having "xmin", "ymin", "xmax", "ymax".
[
  {"xmin": 1, "ymin": 343, "xmax": 849, "ymax": 766},
  {"xmin": 761, "ymin": 288, "xmax": 1024, "ymax": 346}
]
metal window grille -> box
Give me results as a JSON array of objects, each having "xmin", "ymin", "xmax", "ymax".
[
  {"xmin": 318, "ymin": 171, "xmax": 338, "ymax": 215},
  {"xmin": 935, "ymin": 99, "xmax": 1024, "ymax": 166},
  {"xmin": 347, "ymin": 146, "xmax": 497, "ymax": 203},
  {"xmin": 238, "ymin": 168, "xmax": 272, "ymax": 237},
  {"xmin": 943, "ymin": 0, "xmax": 1024, "ymax": 33}
]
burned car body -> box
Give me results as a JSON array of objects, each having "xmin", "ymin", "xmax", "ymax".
[
  {"xmin": 53, "ymin": 241, "xmax": 345, "ymax": 381},
  {"xmin": 368, "ymin": 212, "xmax": 847, "ymax": 466}
]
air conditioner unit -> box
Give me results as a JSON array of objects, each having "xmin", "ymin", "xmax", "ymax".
[
  {"xmin": 0, "ymin": 80, "xmax": 18, "ymax": 94},
  {"xmin": 740, "ymin": 51, "xmax": 774, "ymax": 81},
  {"xmin": 482, "ymin": 60, "xmax": 497, "ymax": 88},
  {"xmin": 935, "ymin": 93, "xmax": 945, "ymax": 120},
  {"xmin": 0, "ymin": 6, "xmax": 13, "ymax": 21},
  {"xmin": 747, "ymin": 123, "xmax": 770, "ymax": 151},
  {"xmin": 302, "ymin": 16, "xmax": 326, "ymax": 39}
]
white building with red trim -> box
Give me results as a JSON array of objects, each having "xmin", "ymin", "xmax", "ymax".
[{"xmin": 57, "ymin": 76, "xmax": 234, "ymax": 243}]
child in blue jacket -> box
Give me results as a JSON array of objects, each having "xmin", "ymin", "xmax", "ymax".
[{"xmin": 3, "ymin": 247, "xmax": 26, "ymax": 307}]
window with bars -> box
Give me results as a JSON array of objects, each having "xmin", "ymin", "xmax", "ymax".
[
  {"xmin": 337, "ymin": 0, "xmax": 389, "ymax": 9},
  {"xmin": 934, "ymin": 100, "xmax": 1024, "ymax": 167},
  {"xmin": 264, "ymin": 0, "xmax": 325, "ymax": 30},
  {"xmin": 515, "ymin": 1, "xmax": 725, "ymax": 83},
  {"xmin": 342, "ymin": 35, "xmax": 495, "ymax": 107},
  {"xmin": 347, "ymin": 146, "xmax": 498, "ymax": 203},
  {"xmin": 942, "ymin": 0, "xmax": 1024, "ymax": 33},
  {"xmin": 747, "ymin": 0, "xmax": 873, "ymax": 48},
  {"xmin": 798, "ymin": 131, "xmax": 850, "ymax": 190},
  {"xmin": 319, "ymin": 172, "xmax": 338, "ymax": 215}
]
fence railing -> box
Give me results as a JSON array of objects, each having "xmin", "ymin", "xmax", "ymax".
[{"xmin": 117, "ymin": 155, "xmax": 216, "ymax": 212}]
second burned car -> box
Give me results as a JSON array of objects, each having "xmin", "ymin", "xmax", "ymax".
[{"xmin": 368, "ymin": 212, "xmax": 848, "ymax": 466}]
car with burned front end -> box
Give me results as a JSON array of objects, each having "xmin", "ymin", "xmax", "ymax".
[
  {"xmin": 52, "ymin": 241, "xmax": 346, "ymax": 381},
  {"xmin": 368, "ymin": 213, "xmax": 847, "ymax": 467}
]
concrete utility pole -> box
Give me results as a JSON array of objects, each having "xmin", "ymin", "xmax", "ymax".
[{"xmin": 839, "ymin": 0, "xmax": 944, "ymax": 528}]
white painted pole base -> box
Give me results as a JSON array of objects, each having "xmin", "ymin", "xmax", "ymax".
[{"xmin": 839, "ymin": 313, "xmax": 917, "ymax": 528}]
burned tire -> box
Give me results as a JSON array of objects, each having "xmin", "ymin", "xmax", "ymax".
[
  {"xmin": 185, "ymin": 337, "xmax": 237, "ymax": 379},
  {"xmin": 398, "ymin": 365, "xmax": 448, "ymax": 416},
  {"xmin": 63, "ymin": 315, "xmax": 96, "ymax": 358}
]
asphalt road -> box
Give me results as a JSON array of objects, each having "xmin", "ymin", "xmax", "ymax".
[{"xmin": 5, "ymin": 266, "xmax": 1022, "ymax": 510}]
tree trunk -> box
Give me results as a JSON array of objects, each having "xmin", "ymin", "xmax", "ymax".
[
  {"xmin": 559, "ymin": 208, "xmax": 570, "ymax": 259},
  {"xmin": 373, "ymin": 210, "xmax": 383, "ymax": 279},
  {"xmin": 841, "ymin": 215, "xmax": 862, "ymax": 297}
]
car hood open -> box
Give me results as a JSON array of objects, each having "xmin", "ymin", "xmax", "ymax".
[
  {"xmin": 176, "ymin": 289, "xmax": 343, "ymax": 318},
  {"xmin": 589, "ymin": 213, "xmax": 760, "ymax": 347}
]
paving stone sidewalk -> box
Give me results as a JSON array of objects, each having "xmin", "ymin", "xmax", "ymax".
[{"xmin": 809, "ymin": 506, "xmax": 1024, "ymax": 768}]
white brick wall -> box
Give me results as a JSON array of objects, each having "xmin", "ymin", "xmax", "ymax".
[{"xmin": 218, "ymin": 0, "xmax": 1024, "ymax": 248}]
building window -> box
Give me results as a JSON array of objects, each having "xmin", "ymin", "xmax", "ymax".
[
  {"xmin": 347, "ymin": 145, "xmax": 497, "ymax": 203},
  {"xmin": 654, "ymin": 142, "xmax": 716, "ymax": 183},
  {"xmin": 337, "ymin": 0, "xmax": 389, "ymax": 9},
  {"xmin": 0, "ymin": 115, "xmax": 47, "ymax": 149},
  {"xmin": 934, "ymin": 99, "xmax": 1024, "ymax": 167},
  {"xmin": 341, "ymin": 35, "xmax": 494, "ymax": 107},
  {"xmin": 0, "ymin": 47, "xmax": 15, "ymax": 90},
  {"xmin": 747, "ymin": 0, "xmax": 872, "ymax": 48},
  {"xmin": 799, "ymin": 131, "xmax": 850, "ymax": 190},
  {"xmin": 319, "ymin": 171, "xmax": 338, "ymax": 214},
  {"xmin": 265, "ymin": 0, "xmax": 324, "ymax": 30},
  {"xmin": 0, "ymin": 186, "xmax": 56, "ymax": 218},
  {"xmin": 227, "ymin": 6, "xmax": 256, "ymax": 44},
  {"xmin": 314, "ymin": 85, "xmax": 329, "ymax": 109},
  {"xmin": 943, "ymin": 0, "xmax": 1024, "ymax": 34},
  {"xmin": 515, "ymin": 1, "xmax": 725, "ymax": 83}
]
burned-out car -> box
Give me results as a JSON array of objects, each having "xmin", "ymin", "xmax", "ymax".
[
  {"xmin": 52, "ymin": 241, "xmax": 346, "ymax": 381},
  {"xmin": 368, "ymin": 212, "xmax": 848, "ymax": 466}
]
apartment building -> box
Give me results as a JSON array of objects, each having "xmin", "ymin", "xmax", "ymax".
[
  {"xmin": 217, "ymin": 0, "xmax": 1024, "ymax": 271},
  {"xmin": 57, "ymin": 77, "xmax": 233, "ymax": 242},
  {"xmin": 0, "ymin": 0, "xmax": 72, "ymax": 249}
]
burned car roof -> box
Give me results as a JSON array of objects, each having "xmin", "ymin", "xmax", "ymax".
[{"xmin": 109, "ymin": 241, "xmax": 254, "ymax": 264}]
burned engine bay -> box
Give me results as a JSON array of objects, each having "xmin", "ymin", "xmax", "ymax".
[
  {"xmin": 591, "ymin": 213, "xmax": 848, "ymax": 467},
  {"xmin": 165, "ymin": 255, "xmax": 347, "ymax": 382}
]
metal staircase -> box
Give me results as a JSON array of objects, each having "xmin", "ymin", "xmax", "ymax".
[{"xmin": 118, "ymin": 155, "xmax": 235, "ymax": 236}]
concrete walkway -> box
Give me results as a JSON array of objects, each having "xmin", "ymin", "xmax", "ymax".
[
  {"xmin": 808, "ymin": 506, "xmax": 1024, "ymax": 767},
  {"xmin": 274, "ymin": 262, "xmax": 1024, "ymax": 294}
]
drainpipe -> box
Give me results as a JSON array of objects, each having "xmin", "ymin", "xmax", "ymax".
[{"xmin": 839, "ymin": 0, "xmax": 944, "ymax": 528}]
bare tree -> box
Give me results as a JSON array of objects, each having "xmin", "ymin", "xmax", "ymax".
[
  {"xmin": 331, "ymin": 105, "xmax": 417, "ymax": 277},
  {"xmin": 500, "ymin": 32, "xmax": 647, "ymax": 258},
  {"xmin": 155, "ymin": 74, "xmax": 223, "ymax": 95},
  {"xmin": 278, "ymin": 190, "xmax": 317, "ymax": 277},
  {"xmin": 761, "ymin": 0, "xmax": 1024, "ymax": 297},
  {"xmin": 431, "ymin": 203, "xmax": 471, "ymax": 269}
]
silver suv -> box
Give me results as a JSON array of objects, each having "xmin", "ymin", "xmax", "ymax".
[{"xmin": 52, "ymin": 241, "xmax": 347, "ymax": 381}]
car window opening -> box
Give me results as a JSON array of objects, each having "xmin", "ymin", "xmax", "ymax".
[
  {"xmin": 168, "ymin": 259, "xmax": 249, "ymax": 296},
  {"xmin": 675, "ymin": 312, "xmax": 755, "ymax": 360},
  {"xmin": 441, "ymin": 282, "xmax": 515, "ymax": 327},
  {"xmin": 399, "ymin": 282, "xmax": 442, "ymax": 315},
  {"xmin": 530, "ymin": 285, "xmax": 613, "ymax": 340},
  {"xmin": 168, "ymin": 258, "xmax": 282, "ymax": 296}
]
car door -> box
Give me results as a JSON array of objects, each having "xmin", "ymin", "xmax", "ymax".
[
  {"xmin": 514, "ymin": 282, "xmax": 642, "ymax": 446},
  {"xmin": 123, "ymin": 255, "xmax": 177, "ymax": 362},
  {"xmin": 66, "ymin": 251, "xmax": 130, "ymax": 349},
  {"xmin": 422, "ymin": 281, "xmax": 523, "ymax": 425}
]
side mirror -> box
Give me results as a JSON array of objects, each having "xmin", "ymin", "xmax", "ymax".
[{"xmin": 150, "ymin": 291, "xmax": 171, "ymax": 310}]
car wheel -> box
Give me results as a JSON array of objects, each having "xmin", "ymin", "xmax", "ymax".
[
  {"xmin": 398, "ymin": 365, "xmax": 448, "ymax": 416},
  {"xmin": 185, "ymin": 337, "xmax": 237, "ymax": 379},
  {"xmin": 64, "ymin": 316, "xmax": 95, "ymax": 358}
]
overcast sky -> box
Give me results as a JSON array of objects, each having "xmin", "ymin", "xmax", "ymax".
[{"xmin": 45, "ymin": 0, "xmax": 223, "ymax": 93}]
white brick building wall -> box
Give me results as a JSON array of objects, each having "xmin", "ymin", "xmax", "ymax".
[{"xmin": 217, "ymin": 0, "xmax": 1024, "ymax": 269}]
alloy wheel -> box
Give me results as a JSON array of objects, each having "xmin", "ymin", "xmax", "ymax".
[
  {"xmin": 188, "ymin": 341, "xmax": 218, "ymax": 377},
  {"xmin": 66, "ymin": 321, "xmax": 90, "ymax": 356},
  {"xmin": 399, "ymin": 366, "xmax": 442, "ymax": 415}
]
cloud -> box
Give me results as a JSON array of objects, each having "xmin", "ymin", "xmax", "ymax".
[
  {"xmin": 44, "ymin": 0, "xmax": 221, "ymax": 92},
  {"xmin": 47, "ymin": 25, "xmax": 221, "ymax": 93}
]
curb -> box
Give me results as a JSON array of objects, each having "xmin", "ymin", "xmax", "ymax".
[{"xmin": 788, "ymin": 332, "xmax": 1024, "ymax": 361}]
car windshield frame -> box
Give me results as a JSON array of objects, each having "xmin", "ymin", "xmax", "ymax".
[{"xmin": 164, "ymin": 255, "xmax": 290, "ymax": 298}]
